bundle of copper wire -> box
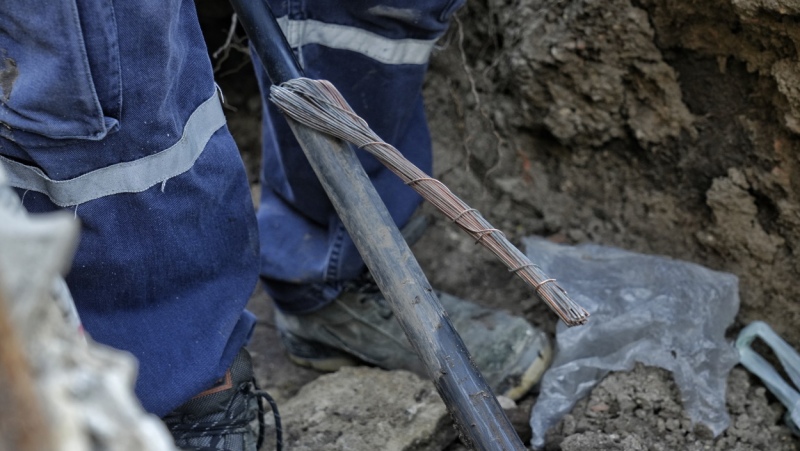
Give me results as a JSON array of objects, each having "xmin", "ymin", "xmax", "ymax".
[{"xmin": 270, "ymin": 78, "xmax": 589, "ymax": 326}]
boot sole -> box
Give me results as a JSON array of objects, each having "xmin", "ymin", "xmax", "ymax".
[
  {"xmin": 503, "ymin": 343, "xmax": 553, "ymax": 401},
  {"xmin": 280, "ymin": 329, "xmax": 361, "ymax": 372},
  {"xmin": 282, "ymin": 327, "xmax": 553, "ymax": 401}
]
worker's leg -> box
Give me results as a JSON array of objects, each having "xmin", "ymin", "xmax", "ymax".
[
  {"xmin": 254, "ymin": 0, "xmax": 553, "ymax": 400},
  {"xmin": 0, "ymin": 0, "xmax": 260, "ymax": 436},
  {"xmin": 255, "ymin": 0, "xmax": 461, "ymax": 312}
]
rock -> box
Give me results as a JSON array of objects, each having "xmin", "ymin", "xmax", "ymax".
[
  {"xmin": 560, "ymin": 431, "xmax": 647, "ymax": 451},
  {"xmin": 262, "ymin": 366, "xmax": 456, "ymax": 451},
  {"xmin": 703, "ymin": 168, "xmax": 785, "ymax": 264}
]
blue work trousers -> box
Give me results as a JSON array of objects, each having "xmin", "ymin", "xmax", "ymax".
[
  {"xmin": 0, "ymin": 0, "xmax": 462, "ymax": 416},
  {"xmin": 256, "ymin": 0, "xmax": 463, "ymax": 313}
]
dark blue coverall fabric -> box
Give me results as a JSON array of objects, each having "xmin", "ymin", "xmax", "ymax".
[{"xmin": 0, "ymin": 0, "xmax": 462, "ymax": 416}]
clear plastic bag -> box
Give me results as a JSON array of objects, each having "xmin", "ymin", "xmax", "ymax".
[{"xmin": 524, "ymin": 237, "xmax": 740, "ymax": 448}]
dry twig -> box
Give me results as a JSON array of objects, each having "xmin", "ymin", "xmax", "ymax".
[{"xmin": 211, "ymin": 14, "xmax": 251, "ymax": 76}]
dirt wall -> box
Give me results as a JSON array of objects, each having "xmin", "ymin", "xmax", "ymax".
[{"xmin": 422, "ymin": 0, "xmax": 800, "ymax": 345}]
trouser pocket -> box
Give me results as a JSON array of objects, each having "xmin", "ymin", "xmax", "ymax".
[{"xmin": 0, "ymin": 0, "xmax": 121, "ymax": 147}]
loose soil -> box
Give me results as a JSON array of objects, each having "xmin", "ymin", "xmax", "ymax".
[{"xmin": 198, "ymin": 0, "xmax": 800, "ymax": 449}]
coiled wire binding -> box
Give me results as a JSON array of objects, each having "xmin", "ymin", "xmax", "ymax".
[{"xmin": 270, "ymin": 78, "xmax": 589, "ymax": 326}]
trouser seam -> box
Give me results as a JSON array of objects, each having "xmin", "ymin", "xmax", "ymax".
[
  {"xmin": 288, "ymin": 0, "xmax": 305, "ymax": 67},
  {"xmin": 325, "ymin": 221, "xmax": 346, "ymax": 282}
]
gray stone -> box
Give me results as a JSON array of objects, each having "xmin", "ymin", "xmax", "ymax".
[{"xmin": 262, "ymin": 366, "xmax": 456, "ymax": 451}]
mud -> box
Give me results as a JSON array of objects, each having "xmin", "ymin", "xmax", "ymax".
[{"xmin": 198, "ymin": 0, "xmax": 800, "ymax": 448}]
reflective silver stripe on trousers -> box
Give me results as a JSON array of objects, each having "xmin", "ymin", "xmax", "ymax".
[
  {"xmin": 0, "ymin": 92, "xmax": 226, "ymax": 207},
  {"xmin": 276, "ymin": 16, "xmax": 437, "ymax": 65}
]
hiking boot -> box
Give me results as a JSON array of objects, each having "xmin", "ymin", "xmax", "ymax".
[
  {"xmin": 163, "ymin": 348, "xmax": 282, "ymax": 451},
  {"xmin": 275, "ymin": 281, "xmax": 552, "ymax": 401}
]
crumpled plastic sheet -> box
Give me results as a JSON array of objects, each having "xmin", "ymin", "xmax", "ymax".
[{"xmin": 525, "ymin": 237, "xmax": 740, "ymax": 449}]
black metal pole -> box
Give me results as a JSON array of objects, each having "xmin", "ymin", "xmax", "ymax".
[
  {"xmin": 229, "ymin": 1, "xmax": 526, "ymax": 449},
  {"xmin": 230, "ymin": 0, "xmax": 303, "ymax": 82}
]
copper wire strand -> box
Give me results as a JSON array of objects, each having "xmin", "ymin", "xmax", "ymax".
[
  {"xmin": 452, "ymin": 208, "xmax": 478, "ymax": 223},
  {"xmin": 269, "ymin": 78, "xmax": 590, "ymax": 326},
  {"xmin": 406, "ymin": 177, "xmax": 438, "ymax": 186},
  {"xmin": 509, "ymin": 263, "xmax": 536, "ymax": 273},
  {"xmin": 474, "ymin": 228, "xmax": 503, "ymax": 244},
  {"xmin": 533, "ymin": 278, "xmax": 557, "ymax": 291}
]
